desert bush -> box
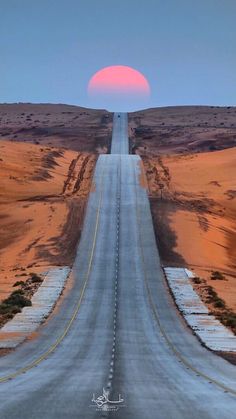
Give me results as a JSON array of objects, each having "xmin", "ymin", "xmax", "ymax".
[
  {"xmin": 13, "ymin": 280, "xmax": 25, "ymax": 287},
  {"xmin": 207, "ymin": 286, "xmax": 217, "ymax": 297},
  {"xmin": 209, "ymin": 145, "xmax": 217, "ymax": 151},
  {"xmin": 225, "ymin": 316, "xmax": 236, "ymax": 328},
  {"xmin": 3, "ymin": 290, "xmax": 32, "ymax": 308},
  {"xmin": 218, "ymin": 312, "xmax": 236, "ymax": 333},
  {"xmin": 214, "ymin": 298, "xmax": 226, "ymax": 309},
  {"xmin": 192, "ymin": 277, "xmax": 202, "ymax": 284},
  {"xmin": 211, "ymin": 271, "xmax": 225, "ymax": 280},
  {"xmin": 30, "ymin": 273, "xmax": 43, "ymax": 283},
  {"xmin": 0, "ymin": 290, "xmax": 31, "ymax": 319}
]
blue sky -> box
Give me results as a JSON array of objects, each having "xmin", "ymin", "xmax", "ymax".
[{"xmin": 0, "ymin": 0, "xmax": 235, "ymax": 110}]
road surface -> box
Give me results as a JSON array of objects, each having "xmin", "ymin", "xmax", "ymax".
[
  {"xmin": 0, "ymin": 114, "xmax": 235, "ymax": 418},
  {"xmin": 110, "ymin": 113, "xmax": 129, "ymax": 154}
]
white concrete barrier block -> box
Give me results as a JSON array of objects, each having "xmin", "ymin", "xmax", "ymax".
[
  {"xmin": 164, "ymin": 267, "xmax": 236, "ymax": 352},
  {"xmin": 0, "ymin": 267, "xmax": 70, "ymax": 349}
]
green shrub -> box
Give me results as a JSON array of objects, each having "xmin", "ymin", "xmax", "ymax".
[
  {"xmin": 192, "ymin": 277, "xmax": 202, "ymax": 284},
  {"xmin": 0, "ymin": 303, "xmax": 11, "ymax": 314},
  {"xmin": 211, "ymin": 271, "xmax": 225, "ymax": 280},
  {"xmin": 225, "ymin": 317, "xmax": 236, "ymax": 328},
  {"xmin": 2, "ymin": 291, "xmax": 32, "ymax": 309},
  {"xmin": 0, "ymin": 303, "xmax": 21, "ymax": 315},
  {"xmin": 13, "ymin": 280, "xmax": 25, "ymax": 287},
  {"xmin": 15, "ymin": 273, "xmax": 27, "ymax": 277},
  {"xmin": 30, "ymin": 273, "xmax": 43, "ymax": 283},
  {"xmin": 214, "ymin": 299, "xmax": 225, "ymax": 309},
  {"xmin": 217, "ymin": 313, "xmax": 236, "ymax": 332},
  {"xmin": 206, "ymin": 286, "xmax": 217, "ymax": 300}
]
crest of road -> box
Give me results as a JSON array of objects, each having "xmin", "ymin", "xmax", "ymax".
[{"xmin": 0, "ymin": 113, "xmax": 236, "ymax": 418}]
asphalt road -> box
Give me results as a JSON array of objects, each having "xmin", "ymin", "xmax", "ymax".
[
  {"xmin": 110, "ymin": 113, "xmax": 129, "ymax": 154},
  {"xmin": 0, "ymin": 114, "xmax": 235, "ymax": 418}
]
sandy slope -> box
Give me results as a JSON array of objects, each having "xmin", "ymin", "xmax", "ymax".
[
  {"xmin": 0, "ymin": 140, "xmax": 96, "ymax": 303},
  {"xmin": 143, "ymin": 147, "xmax": 236, "ymax": 311}
]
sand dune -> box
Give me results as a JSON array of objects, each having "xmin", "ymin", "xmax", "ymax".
[
  {"xmin": 143, "ymin": 147, "xmax": 236, "ymax": 312},
  {"xmin": 0, "ymin": 140, "xmax": 96, "ymax": 308},
  {"xmin": 131, "ymin": 106, "xmax": 236, "ymax": 329}
]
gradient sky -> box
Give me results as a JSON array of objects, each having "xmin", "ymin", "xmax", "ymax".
[{"xmin": 0, "ymin": 0, "xmax": 235, "ymax": 111}]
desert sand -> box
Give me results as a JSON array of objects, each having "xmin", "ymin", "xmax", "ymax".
[
  {"xmin": 0, "ymin": 139, "xmax": 96, "ymax": 312},
  {"xmin": 143, "ymin": 146, "xmax": 236, "ymax": 306},
  {"xmin": 0, "ymin": 102, "xmax": 112, "ymax": 311},
  {"xmin": 132, "ymin": 106, "xmax": 236, "ymax": 329}
]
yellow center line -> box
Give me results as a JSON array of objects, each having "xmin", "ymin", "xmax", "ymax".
[
  {"xmin": 134, "ymin": 159, "xmax": 236, "ymax": 397},
  {"xmin": 0, "ymin": 164, "xmax": 105, "ymax": 384}
]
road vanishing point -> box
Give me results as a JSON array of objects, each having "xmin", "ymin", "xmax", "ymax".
[{"xmin": 0, "ymin": 113, "xmax": 236, "ymax": 418}]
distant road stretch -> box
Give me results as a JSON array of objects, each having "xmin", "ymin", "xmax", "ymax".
[{"xmin": 110, "ymin": 112, "xmax": 129, "ymax": 154}]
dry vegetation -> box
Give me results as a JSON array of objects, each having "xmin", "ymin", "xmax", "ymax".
[
  {"xmin": 0, "ymin": 273, "xmax": 43, "ymax": 328},
  {"xmin": 129, "ymin": 106, "xmax": 236, "ymax": 155},
  {"xmin": 0, "ymin": 103, "xmax": 112, "ymax": 153}
]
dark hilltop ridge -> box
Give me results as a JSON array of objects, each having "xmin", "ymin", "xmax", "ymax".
[
  {"xmin": 0, "ymin": 104, "xmax": 235, "ymax": 155},
  {"xmin": 0, "ymin": 103, "xmax": 113, "ymax": 154},
  {"xmin": 129, "ymin": 105, "xmax": 236, "ymax": 155}
]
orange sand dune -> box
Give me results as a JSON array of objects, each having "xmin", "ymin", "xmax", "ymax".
[
  {"xmin": 144, "ymin": 147, "xmax": 236, "ymax": 311},
  {"xmin": 0, "ymin": 140, "xmax": 96, "ymax": 302}
]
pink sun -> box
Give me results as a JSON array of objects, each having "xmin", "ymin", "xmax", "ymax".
[
  {"xmin": 88, "ymin": 65, "xmax": 150, "ymax": 96},
  {"xmin": 87, "ymin": 66, "xmax": 150, "ymax": 110}
]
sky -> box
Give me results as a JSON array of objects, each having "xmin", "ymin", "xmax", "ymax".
[{"xmin": 0, "ymin": 0, "xmax": 235, "ymax": 111}]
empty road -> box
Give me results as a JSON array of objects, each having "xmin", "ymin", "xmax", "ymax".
[
  {"xmin": 0, "ymin": 113, "xmax": 235, "ymax": 418},
  {"xmin": 110, "ymin": 112, "xmax": 129, "ymax": 154}
]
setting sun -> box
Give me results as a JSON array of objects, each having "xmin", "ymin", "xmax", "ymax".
[{"xmin": 88, "ymin": 65, "xmax": 150, "ymax": 110}]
